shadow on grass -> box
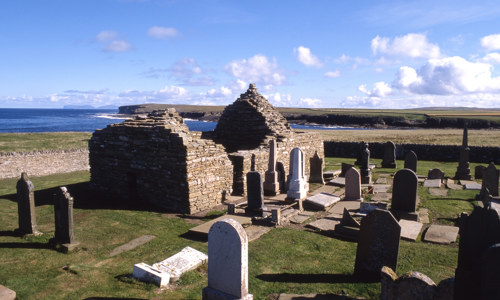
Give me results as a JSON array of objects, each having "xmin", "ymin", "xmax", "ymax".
[
  {"xmin": 0, "ymin": 242, "xmax": 52, "ymax": 249},
  {"xmin": 256, "ymin": 273, "xmax": 375, "ymax": 284},
  {"xmin": 84, "ymin": 298, "xmax": 146, "ymax": 300},
  {"xmin": 0, "ymin": 230, "xmax": 22, "ymax": 237}
]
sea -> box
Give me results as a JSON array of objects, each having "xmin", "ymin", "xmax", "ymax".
[{"xmin": 0, "ymin": 108, "xmax": 364, "ymax": 133}]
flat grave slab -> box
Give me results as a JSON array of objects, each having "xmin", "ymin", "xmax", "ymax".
[
  {"xmin": 0, "ymin": 284, "xmax": 16, "ymax": 300},
  {"xmin": 373, "ymin": 184, "xmax": 391, "ymax": 193},
  {"xmin": 291, "ymin": 214, "xmax": 313, "ymax": 224},
  {"xmin": 109, "ymin": 235, "xmax": 156, "ymax": 257},
  {"xmin": 328, "ymin": 200, "xmax": 361, "ymax": 215},
  {"xmin": 419, "ymin": 208, "xmax": 430, "ymax": 224},
  {"xmin": 188, "ymin": 215, "xmax": 252, "ymax": 237},
  {"xmin": 245, "ymin": 226, "xmax": 272, "ymax": 242},
  {"xmin": 323, "ymin": 170, "xmax": 341, "ymax": 179},
  {"xmin": 423, "ymin": 224, "xmax": 459, "ymax": 244},
  {"xmin": 464, "ymin": 182, "xmax": 482, "ymax": 190},
  {"xmin": 374, "ymin": 177, "xmax": 387, "ymax": 184},
  {"xmin": 423, "ymin": 179, "xmax": 442, "ymax": 188},
  {"xmin": 399, "ymin": 219, "xmax": 423, "ymax": 241},
  {"xmin": 429, "ymin": 188, "xmax": 448, "ymax": 197},
  {"xmin": 329, "ymin": 177, "xmax": 345, "ymax": 187},
  {"xmin": 446, "ymin": 180, "xmax": 463, "ymax": 190},
  {"xmin": 306, "ymin": 218, "xmax": 340, "ymax": 231},
  {"xmin": 267, "ymin": 193, "xmax": 288, "ymax": 201},
  {"xmin": 371, "ymin": 192, "xmax": 391, "ymax": 202},
  {"xmin": 304, "ymin": 192, "xmax": 341, "ymax": 210},
  {"xmin": 153, "ymin": 246, "xmax": 207, "ymax": 281}
]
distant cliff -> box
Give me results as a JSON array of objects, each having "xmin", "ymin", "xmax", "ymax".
[{"xmin": 119, "ymin": 104, "xmax": 500, "ymax": 129}]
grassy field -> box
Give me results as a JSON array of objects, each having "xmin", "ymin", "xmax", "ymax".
[
  {"xmin": 0, "ymin": 132, "xmax": 91, "ymax": 152},
  {"xmin": 0, "ymin": 155, "xmax": 483, "ymax": 299}
]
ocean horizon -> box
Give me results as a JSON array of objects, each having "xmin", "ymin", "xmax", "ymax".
[{"xmin": 0, "ymin": 108, "xmax": 365, "ymax": 133}]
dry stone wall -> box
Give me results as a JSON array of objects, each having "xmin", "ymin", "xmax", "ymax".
[{"xmin": 0, "ymin": 149, "xmax": 89, "ymax": 179}]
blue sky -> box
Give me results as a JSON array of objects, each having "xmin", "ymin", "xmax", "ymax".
[{"xmin": 1, "ymin": 0, "xmax": 500, "ymax": 109}]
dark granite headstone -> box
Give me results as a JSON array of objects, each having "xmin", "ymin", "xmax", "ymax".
[
  {"xmin": 482, "ymin": 162, "xmax": 499, "ymax": 197},
  {"xmin": 354, "ymin": 141, "xmax": 365, "ymax": 166},
  {"xmin": 309, "ymin": 151, "xmax": 325, "ymax": 184},
  {"xmin": 360, "ymin": 143, "xmax": 371, "ymax": 184},
  {"xmin": 454, "ymin": 204, "xmax": 500, "ymax": 300},
  {"xmin": 16, "ymin": 172, "xmax": 39, "ymax": 235},
  {"xmin": 481, "ymin": 243, "xmax": 500, "ymax": 300},
  {"xmin": 403, "ymin": 150, "xmax": 417, "ymax": 173},
  {"xmin": 427, "ymin": 168, "xmax": 444, "ymax": 180},
  {"xmin": 391, "ymin": 169, "xmax": 418, "ymax": 213},
  {"xmin": 264, "ymin": 139, "xmax": 280, "ymax": 196},
  {"xmin": 341, "ymin": 162, "xmax": 354, "ymax": 177},
  {"xmin": 381, "ymin": 141, "xmax": 397, "ymax": 168},
  {"xmin": 354, "ymin": 209, "xmax": 401, "ymax": 281},
  {"xmin": 277, "ymin": 161, "xmax": 286, "ymax": 193},
  {"xmin": 454, "ymin": 124, "xmax": 472, "ymax": 180},
  {"xmin": 53, "ymin": 187, "xmax": 77, "ymax": 247},
  {"xmin": 475, "ymin": 165, "xmax": 487, "ymax": 180},
  {"xmin": 245, "ymin": 171, "xmax": 264, "ymax": 216}
]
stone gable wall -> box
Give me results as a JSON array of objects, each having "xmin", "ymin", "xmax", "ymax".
[{"xmin": 0, "ymin": 149, "xmax": 89, "ymax": 179}]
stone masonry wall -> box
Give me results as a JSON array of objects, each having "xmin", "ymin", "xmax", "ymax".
[{"xmin": 0, "ymin": 149, "xmax": 89, "ymax": 179}]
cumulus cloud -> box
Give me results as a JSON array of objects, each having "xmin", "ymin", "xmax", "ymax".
[
  {"xmin": 147, "ymin": 26, "xmax": 179, "ymax": 39},
  {"xmin": 225, "ymin": 54, "xmax": 286, "ymax": 85},
  {"xmin": 358, "ymin": 81, "xmax": 392, "ymax": 98},
  {"xmin": 481, "ymin": 34, "xmax": 500, "ymax": 51},
  {"xmin": 324, "ymin": 70, "xmax": 341, "ymax": 78},
  {"xmin": 481, "ymin": 52, "xmax": 500, "ymax": 65},
  {"xmin": 95, "ymin": 30, "xmax": 133, "ymax": 52},
  {"xmin": 392, "ymin": 56, "xmax": 500, "ymax": 95},
  {"xmin": 299, "ymin": 98, "xmax": 322, "ymax": 107},
  {"xmin": 371, "ymin": 33, "xmax": 441, "ymax": 59},
  {"xmin": 294, "ymin": 46, "xmax": 323, "ymax": 67},
  {"xmin": 141, "ymin": 58, "xmax": 215, "ymax": 86}
]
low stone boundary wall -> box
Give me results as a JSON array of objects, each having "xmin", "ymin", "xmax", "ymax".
[
  {"xmin": 0, "ymin": 149, "xmax": 89, "ymax": 179},
  {"xmin": 324, "ymin": 141, "xmax": 500, "ymax": 164}
]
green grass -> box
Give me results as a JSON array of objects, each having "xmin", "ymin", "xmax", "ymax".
[{"xmin": 0, "ymin": 132, "xmax": 91, "ymax": 152}]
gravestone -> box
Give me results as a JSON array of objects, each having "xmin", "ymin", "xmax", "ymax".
[
  {"xmin": 475, "ymin": 165, "xmax": 486, "ymax": 180},
  {"xmin": 454, "ymin": 124, "xmax": 472, "ymax": 180},
  {"xmin": 354, "ymin": 141, "xmax": 365, "ymax": 166},
  {"xmin": 391, "ymin": 169, "xmax": 418, "ymax": 217},
  {"xmin": 276, "ymin": 162, "xmax": 286, "ymax": 193},
  {"xmin": 341, "ymin": 163, "xmax": 354, "ymax": 177},
  {"xmin": 482, "ymin": 162, "xmax": 499, "ymax": 197},
  {"xmin": 344, "ymin": 167, "xmax": 362, "ymax": 201},
  {"xmin": 263, "ymin": 140, "xmax": 280, "ymax": 196},
  {"xmin": 404, "ymin": 151, "xmax": 417, "ymax": 173},
  {"xmin": 202, "ymin": 218, "xmax": 253, "ymax": 300},
  {"xmin": 427, "ymin": 168, "xmax": 444, "ymax": 180},
  {"xmin": 52, "ymin": 187, "xmax": 79, "ymax": 251},
  {"xmin": 354, "ymin": 209, "xmax": 401, "ymax": 281},
  {"xmin": 16, "ymin": 172, "xmax": 39, "ymax": 235},
  {"xmin": 381, "ymin": 141, "xmax": 397, "ymax": 168},
  {"xmin": 287, "ymin": 148, "xmax": 308, "ymax": 200},
  {"xmin": 380, "ymin": 266, "xmax": 436, "ymax": 300},
  {"xmin": 454, "ymin": 202, "xmax": 500, "ymax": 300},
  {"xmin": 481, "ymin": 243, "xmax": 500, "ymax": 300},
  {"xmin": 245, "ymin": 171, "xmax": 264, "ymax": 217},
  {"xmin": 309, "ymin": 151, "xmax": 325, "ymax": 184},
  {"xmin": 360, "ymin": 142, "xmax": 371, "ymax": 184}
]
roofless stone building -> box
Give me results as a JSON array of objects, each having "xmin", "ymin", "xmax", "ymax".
[{"xmin": 89, "ymin": 84, "xmax": 323, "ymax": 214}]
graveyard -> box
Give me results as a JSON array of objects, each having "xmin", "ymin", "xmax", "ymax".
[{"xmin": 0, "ymin": 85, "xmax": 499, "ymax": 299}]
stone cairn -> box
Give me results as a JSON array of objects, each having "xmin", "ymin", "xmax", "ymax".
[
  {"xmin": 15, "ymin": 172, "xmax": 40, "ymax": 235},
  {"xmin": 454, "ymin": 124, "xmax": 472, "ymax": 180}
]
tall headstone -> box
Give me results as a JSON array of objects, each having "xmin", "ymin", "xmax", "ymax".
[
  {"xmin": 245, "ymin": 171, "xmax": 264, "ymax": 217},
  {"xmin": 360, "ymin": 143, "xmax": 371, "ymax": 184},
  {"xmin": 202, "ymin": 219, "xmax": 253, "ymax": 300},
  {"xmin": 475, "ymin": 165, "xmax": 487, "ymax": 180},
  {"xmin": 391, "ymin": 169, "xmax": 418, "ymax": 218},
  {"xmin": 381, "ymin": 141, "xmax": 397, "ymax": 168},
  {"xmin": 481, "ymin": 243, "xmax": 500, "ymax": 300},
  {"xmin": 427, "ymin": 168, "xmax": 444, "ymax": 180},
  {"xmin": 354, "ymin": 209, "xmax": 401, "ymax": 281},
  {"xmin": 52, "ymin": 187, "xmax": 78, "ymax": 249},
  {"xmin": 263, "ymin": 140, "xmax": 280, "ymax": 196},
  {"xmin": 403, "ymin": 150, "xmax": 417, "ymax": 173},
  {"xmin": 309, "ymin": 151, "xmax": 325, "ymax": 184},
  {"xmin": 482, "ymin": 162, "xmax": 499, "ymax": 197},
  {"xmin": 16, "ymin": 172, "xmax": 39, "ymax": 235},
  {"xmin": 345, "ymin": 167, "xmax": 362, "ymax": 201},
  {"xmin": 287, "ymin": 148, "xmax": 308, "ymax": 200},
  {"xmin": 454, "ymin": 202, "xmax": 500, "ymax": 300},
  {"xmin": 276, "ymin": 161, "xmax": 286, "ymax": 193},
  {"xmin": 341, "ymin": 162, "xmax": 354, "ymax": 177},
  {"xmin": 354, "ymin": 141, "xmax": 365, "ymax": 166},
  {"xmin": 454, "ymin": 124, "xmax": 472, "ymax": 180}
]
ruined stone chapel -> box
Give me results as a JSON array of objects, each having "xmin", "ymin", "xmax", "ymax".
[{"xmin": 89, "ymin": 84, "xmax": 324, "ymax": 214}]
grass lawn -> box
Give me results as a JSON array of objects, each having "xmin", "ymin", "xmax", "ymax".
[{"xmin": 0, "ymin": 154, "xmax": 481, "ymax": 299}]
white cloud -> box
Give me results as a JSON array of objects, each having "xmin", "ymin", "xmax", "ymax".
[
  {"xmin": 371, "ymin": 33, "xmax": 441, "ymax": 59},
  {"xmin": 392, "ymin": 56, "xmax": 500, "ymax": 95},
  {"xmin": 481, "ymin": 34, "xmax": 500, "ymax": 52},
  {"xmin": 141, "ymin": 58, "xmax": 214, "ymax": 86},
  {"xmin": 225, "ymin": 54, "xmax": 286, "ymax": 85},
  {"xmin": 265, "ymin": 92, "xmax": 292, "ymax": 107},
  {"xmin": 334, "ymin": 54, "xmax": 351, "ymax": 64},
  {"xmin": 95, "ymin": 30, "xmax": 133, "ymax": 52},
  {"xmin": 482, "ymin": 52, "xmax": 500, "ymax": 65},
  {"xmin": 324, "ymin": 70, "xmax": 341, "ymax": 78},
  {"xmin": 147, "ymin": 26, "xmax": 179, "ymax": 39},
  {"xmin": 358, "ymin": 81, "xmax": 392, "ymax": 98},
  {"xmin": 294, "ymin": 46, "xmax": 323, "ymax": 67},
  {"xmin": 299, "ymin": 98, "xmax": 322, "ymax": 107}
]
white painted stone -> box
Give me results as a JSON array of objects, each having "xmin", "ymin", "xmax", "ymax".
[
  {"xmin": 133, "ymin": 263, "xmax": 170, "ymax": 287},
  {"xmin": 305, "ymin": 192, "xmax": 341, "ymax": 210},
  {"xmin": 153, "ymin": 246, "xmax": 208, "ymax": 282},
  {"xmin": 287, "ymin": 148, "xmax": 308, "ymax": 200},
  {"xmin": 203, "ymin": 218, "xmax": 253, "ymax": 300}
]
